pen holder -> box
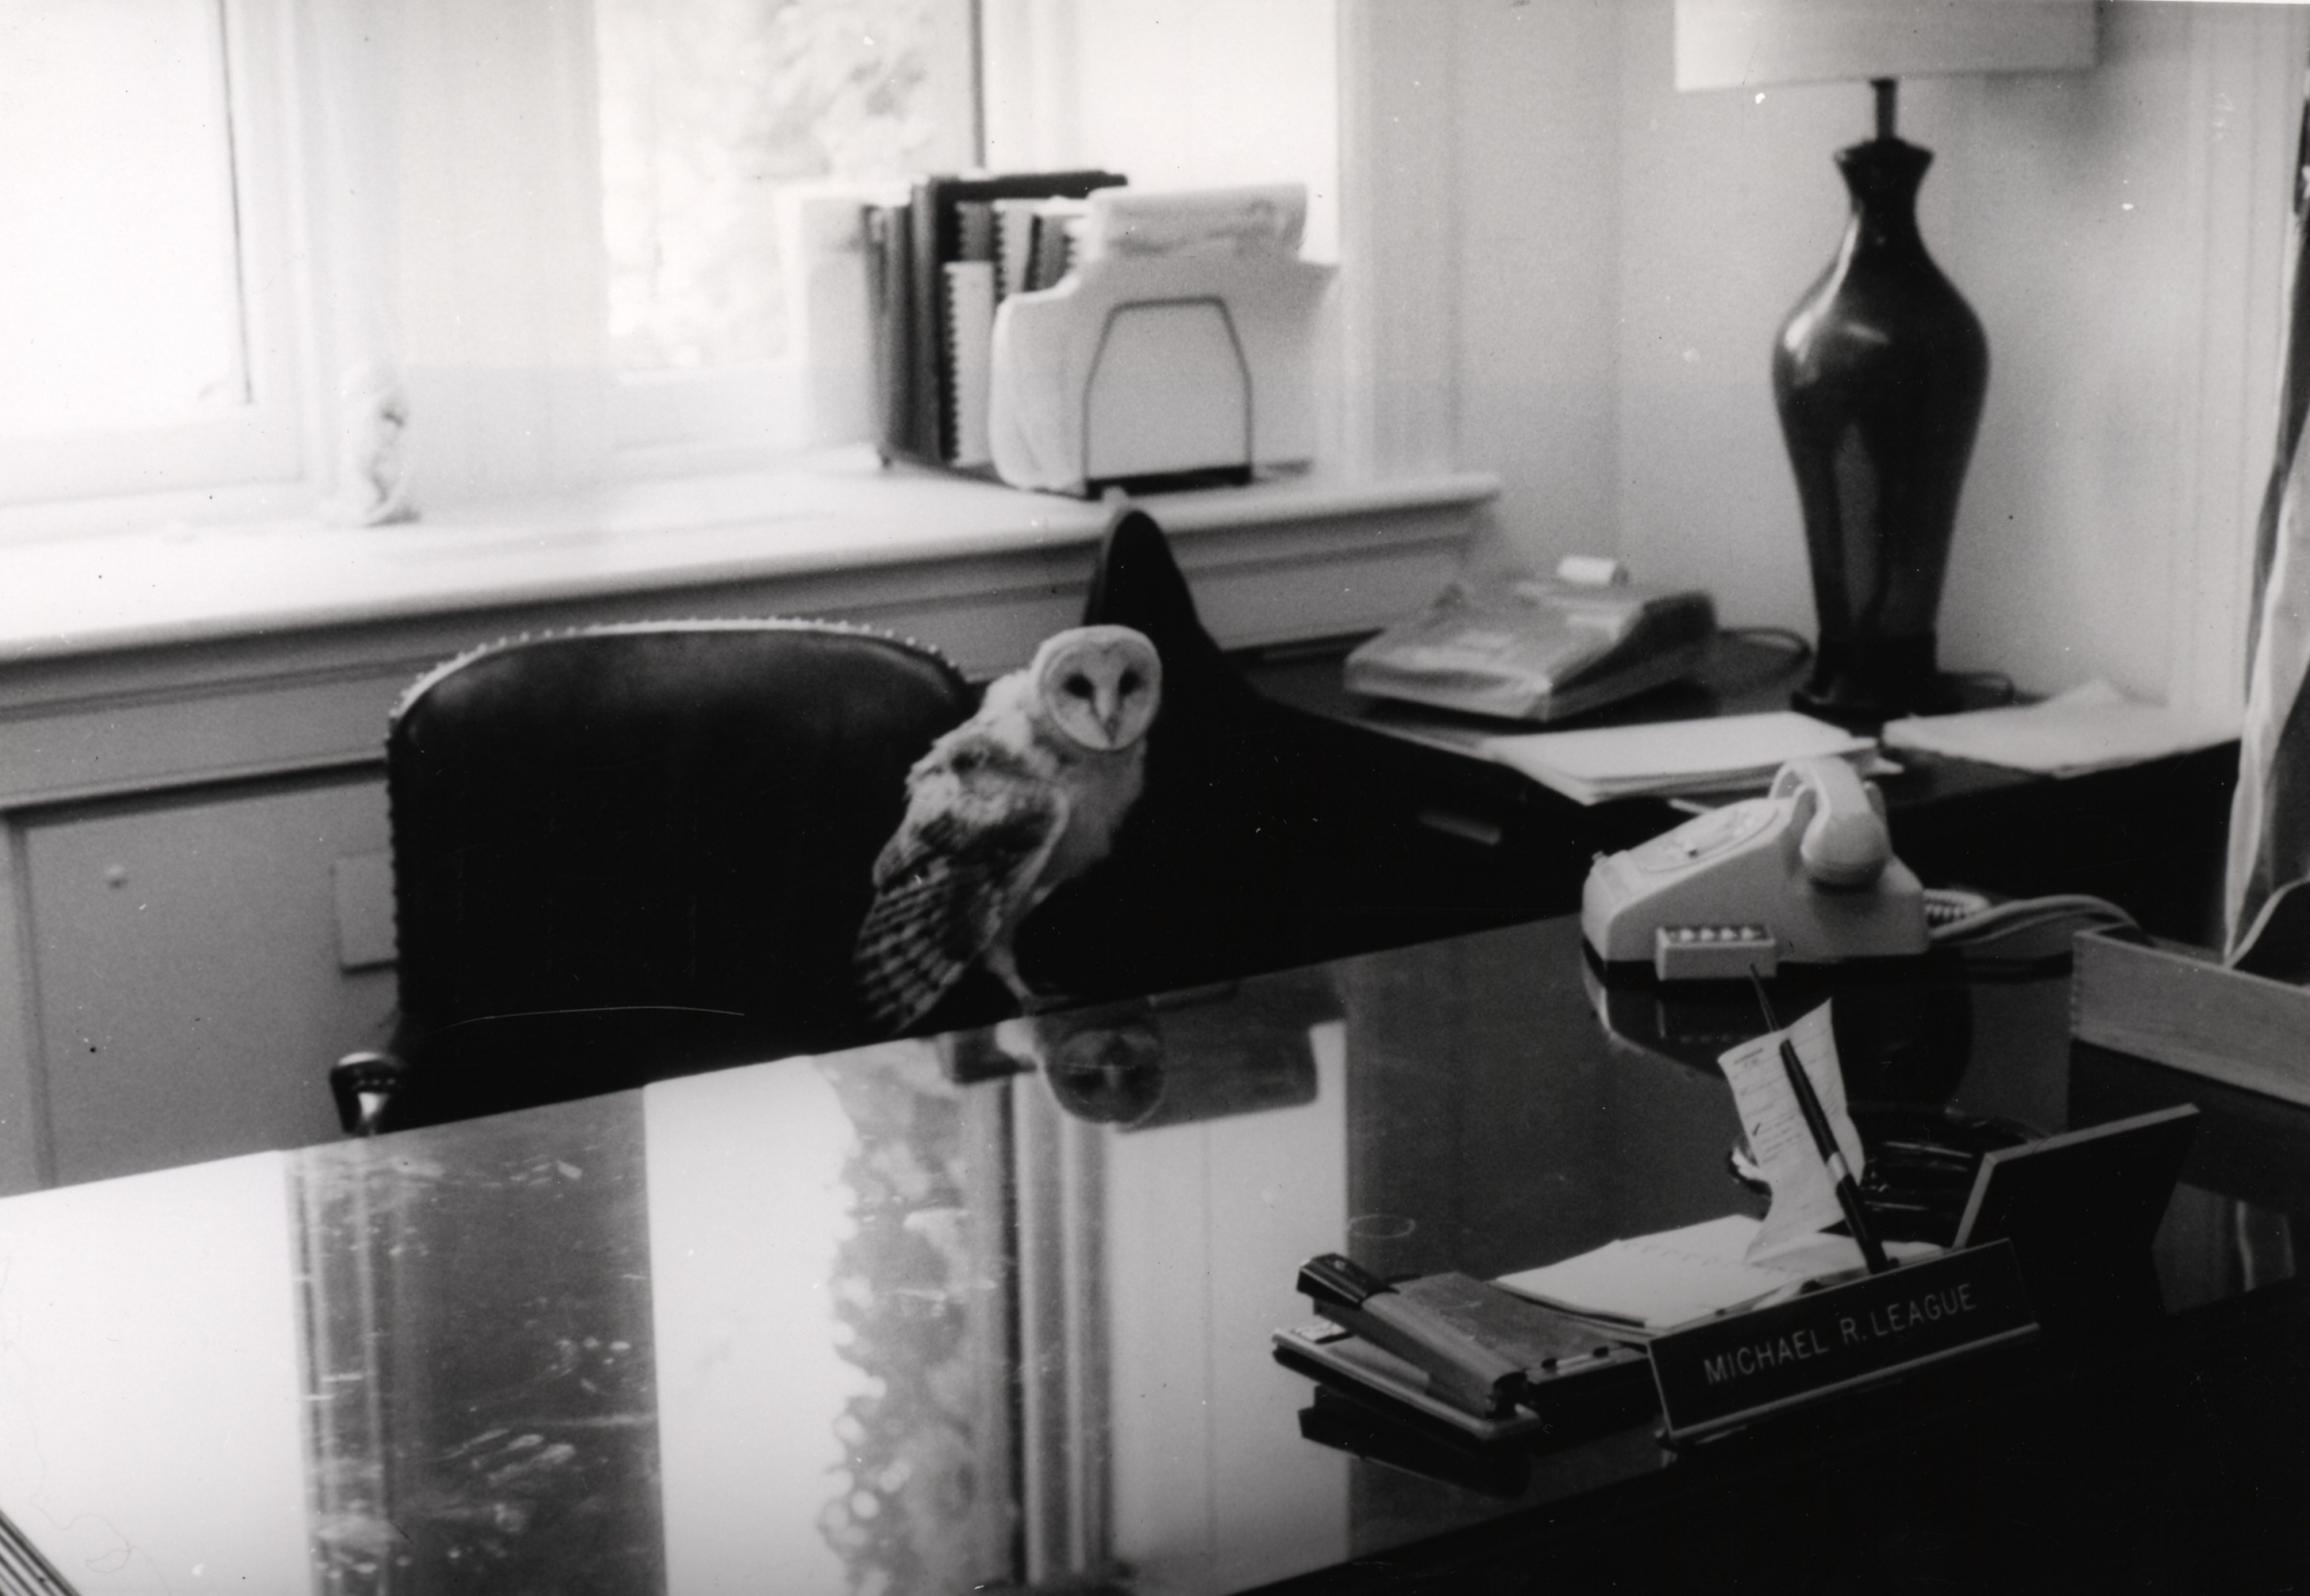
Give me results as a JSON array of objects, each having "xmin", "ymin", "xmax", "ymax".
[{"xmin": 1728, "ymin": 1104, "xmax": 2038, "ymax": 1246}]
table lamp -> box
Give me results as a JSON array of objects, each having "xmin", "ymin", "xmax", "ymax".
[{"xmin": 1675, "ymin": 0, "xmax": 2095, "ymax": 724}]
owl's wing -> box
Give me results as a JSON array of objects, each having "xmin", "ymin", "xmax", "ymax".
[{"xmin": 854, "ymin": 740, "xmax": 1070, "ymax": 1033}]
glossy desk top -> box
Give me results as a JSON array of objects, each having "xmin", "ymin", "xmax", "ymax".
[{"xmin": 0, "ymin": 917, "xmax": 2297, "ymax": 1595}]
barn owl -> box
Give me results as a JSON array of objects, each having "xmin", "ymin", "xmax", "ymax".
[{"xmin": 854, "ymin": 625, "xmax": 1164, "ymax": 1032}]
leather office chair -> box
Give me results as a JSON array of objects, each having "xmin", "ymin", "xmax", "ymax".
[{"xmin": 329, "ymin": 619, "xmax": 982, "ymax": 1134}]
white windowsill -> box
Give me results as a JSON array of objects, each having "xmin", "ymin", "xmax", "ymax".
[{"xmin": 0, "ymin": 449, "xmax": 1500, "ymax": 669}]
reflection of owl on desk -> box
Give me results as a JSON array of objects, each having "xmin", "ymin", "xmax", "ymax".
[{"xmin": 855, "ymin": 626, "xmax": 1163, "ymax": 1031}]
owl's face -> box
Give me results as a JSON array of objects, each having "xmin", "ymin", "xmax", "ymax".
[{"xmin": 1034, "ymin": 626, "xmax": 1163, "ymax": 752}]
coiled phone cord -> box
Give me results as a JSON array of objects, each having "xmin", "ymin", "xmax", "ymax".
[{"xmin": 1922, "ymin": 888, "xmax": 2140, "ymax": 965}]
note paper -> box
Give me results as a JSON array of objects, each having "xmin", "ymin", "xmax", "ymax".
[
  {"xmin": 1716, "ymin": 1001, "xmax": 1865, "ymax": 1260},
  {"xmin": 1495, "ymin": 1215, "xmax": 1939, "ymax": 1334},
  {"xmin": 1496, "ymin": 1215, "xmax": 1805, "ymax": 1331}
]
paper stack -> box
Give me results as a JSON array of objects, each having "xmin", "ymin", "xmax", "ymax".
[
  {"xmin": 1479, "ymin": 710, "xmax": 1879, "ymax": 806},
  {"xmin": 1496, "ymin": 1214, "xmax": 1939, "ymax": 1336},
  {"xmin": 1881, "ymin": 681, "xmax": 2237, "ymax": 777}
]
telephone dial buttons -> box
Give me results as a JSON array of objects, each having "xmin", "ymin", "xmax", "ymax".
[
  {"xmin": 1655, "ymin": 923, "xmax": 1779, "ymax": 980},
  {"xmin": 1627, "ymin": 798, "xmax": 1776, "ymax": 875}
]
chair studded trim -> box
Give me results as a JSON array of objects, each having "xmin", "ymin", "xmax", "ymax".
[{"xmin": 390, "ymin": 616, "xmax": 964, "ymax": 728}]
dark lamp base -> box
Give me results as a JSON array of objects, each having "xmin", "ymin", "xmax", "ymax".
[
  {"xmin": 1774, "ymin": 132, "xmax": 1989, "ymax": 743},
  {"xmin": 1794, "ymin": 637, "xmax": 1962, "ymax": 729}
]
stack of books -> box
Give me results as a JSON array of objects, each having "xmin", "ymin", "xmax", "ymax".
[{"xmin": 862, "ymin": 169, "xmax": 1126, "ymax": 474}]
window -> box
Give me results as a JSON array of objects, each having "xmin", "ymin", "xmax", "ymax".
[
  {"xmin": 0, "ymin": 0, "xmax": 1340, "ymax": 531},
  {"xmin": 0, "ymin": 0, "xmax": 306, "ymax": 522},
  {"xmin": 594, "ymin": 0, "xmax": 979, "ymax": 471}
]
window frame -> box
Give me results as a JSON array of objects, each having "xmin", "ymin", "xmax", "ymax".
[{"xmin": 0, "ymin": 0, "xmax": 316, "ymax": 525}]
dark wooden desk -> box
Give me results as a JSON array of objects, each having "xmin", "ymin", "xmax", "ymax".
[
  {"xmin": 1242, "ymin": 635, "xmax": 2241, "ymax": 947},
  {"xmin": 6, "ymin": 917, "xmax": 2304, "ymax": 1593}
]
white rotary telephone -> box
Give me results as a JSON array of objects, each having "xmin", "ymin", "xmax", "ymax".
[{"xmin": 1580, "ymin": 755, "xmax": 1929, "ymax": 980}]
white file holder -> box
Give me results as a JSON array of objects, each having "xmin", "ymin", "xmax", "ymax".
[{"xmin": 988, "ymin": 249, "xmax": 1335, "ymax": 495}]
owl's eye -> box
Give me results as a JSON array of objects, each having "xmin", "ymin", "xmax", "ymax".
[
  {"xmin": 1118, "ymin": 670, "xmax": 1142, "ymax": 695},
  {"xmin": 1063, "ymin": 674, "xmax": 1093, "ymax": 698}
]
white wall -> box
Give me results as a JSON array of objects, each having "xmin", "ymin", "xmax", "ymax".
[
  {"xmin": 1452, "ymin": 1, "xmax": 1624, "ymax": 559},
  {"xmin": 1417, "ymin": 0, "xmax": 2310, "ymax": 710}
]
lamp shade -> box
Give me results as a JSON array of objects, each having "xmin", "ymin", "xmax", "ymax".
[{"xmin": 1674, "ymin": 0, "xmax": 2095, "ymax": 91}]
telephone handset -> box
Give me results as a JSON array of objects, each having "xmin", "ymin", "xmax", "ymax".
[
  {"xmin": 1775, "ymin": 756, "xmax": 1893, "ymax": 888},
  {"xmin": 1581, "ymin": 755, "xmax": 1928, "ymax": 980}
]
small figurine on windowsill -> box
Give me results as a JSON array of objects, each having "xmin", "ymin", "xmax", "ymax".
[{"xmin": 326, "ymin": 360, "xmax": 418, "ymax": 527}]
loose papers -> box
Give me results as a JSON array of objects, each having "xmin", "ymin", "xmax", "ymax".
[
  {"xmin": 1479, "ymin": 711, "xmax": 1878, "ymax": 806},
  {"xmin": 1497, "ymin": 1215, "xmax": 1810, "ymax": 1332},
  {"xmin": 1881, "ymin": 680, "xmax": 2236, "ymax": 778},
  {"xmin": 1716, "ymin": 1000, "xmax": 1865, "ymax": 1260},
  {"xmin": 1496, "ymin": 1215, "xmax": 1936, "ymax": 1334},
  {"xmin": 1497, "ymin": 1000, "xmax": 1936, "ymax": 1335}
]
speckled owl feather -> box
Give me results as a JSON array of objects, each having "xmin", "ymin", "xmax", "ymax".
[{"xmin": 854, "ymin": 626, "xmax": 1162, "ymax": 1032}]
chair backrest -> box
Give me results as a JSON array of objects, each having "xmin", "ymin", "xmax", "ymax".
[{"xmin": 378, "ymin": 619, "xmax": 974, "ymax": 1125}]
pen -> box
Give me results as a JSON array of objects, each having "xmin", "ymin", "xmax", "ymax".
[{"xmin": 1748, "ymin": 971, "xmax": 1891, "ymax": 1276}]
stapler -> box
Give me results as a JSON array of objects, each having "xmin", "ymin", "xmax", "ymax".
[
  {"xmin": 1291, "ymin": 1253, "xmax": 1650, "ymax": 1426},
  {"xmin": 1581, "ymin": 755, "xmax": 1928, "ymax": 981},
  {"xmin": 1296, "ymin": 1253, "xmax": 1530, "ymax": 1418}
]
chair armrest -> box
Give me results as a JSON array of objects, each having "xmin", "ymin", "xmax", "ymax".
[{"xmin": 330, "ymin": 1050, "xmax": 406, "ymax": 1137}]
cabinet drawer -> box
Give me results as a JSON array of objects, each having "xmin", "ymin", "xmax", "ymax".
[{"xmin": 25, "ymin": 779, "xmax": 395, "ymax": 1185}]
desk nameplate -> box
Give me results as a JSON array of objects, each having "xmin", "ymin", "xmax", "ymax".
[{"xmin": 1650, "ymin": 1241, "xmax": 2036, "ymax": 1444}]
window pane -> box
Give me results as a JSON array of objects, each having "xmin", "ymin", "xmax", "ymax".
[
  {"xmin": 596, "ymin": 0, "xmax": 977, "ymax": 372},
  {"xmin": 0, "ymin": 0, "xmax": 248, "ymax": 435}
]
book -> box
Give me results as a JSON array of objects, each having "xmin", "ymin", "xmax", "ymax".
[
  {"xmin": 992, "ymin": 197, "xmax": 1040, "ymax": 298},
  {"xmin": 1027, "ymin": 199, "xmax": 1091, "ymax": 291},
  {"xmin": 862, "ymin": 202, "xmax": 916, "ymax": 458},
  {"xmin": 955, "ymin": 198, "xmax": 995, "ymax": 264},
  {"xmin": 943, "ymin": 260, "xmax": 995, "ymax": 467},
  {"xmin": 904, "ymin": 171, "xmax": 1124, "ymax": 464}
]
